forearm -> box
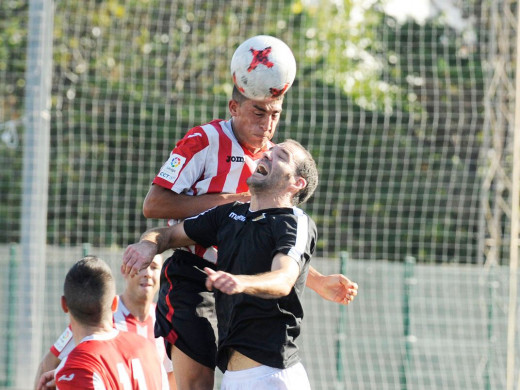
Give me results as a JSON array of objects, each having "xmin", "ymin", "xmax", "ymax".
[
  {"xmin": 139, "ymin": 224, "xmax": 194, "ymax": 253},
  {"xmin": 143, "ymin": 185, "xmax": 250, "ymax": 220},
  {"xmin": 204, "ymin": 254, "xmax": 299, "ymax": 298},
  {"xmin": 123, "ymin": 223, "xmax": 195, "ymax": 277},
  {"xmin": 305, "ymin": 265, "xmax": 323, "ymax": 291},
  {"xmin": 34, "ymin": 352, "xmax": 60, "ymax": 390},
  {"xmin": 237, "ymin": 270, "xmax": 295, "ymax": 298}
]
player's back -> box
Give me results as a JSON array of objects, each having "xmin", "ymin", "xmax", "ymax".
[{"xmin": 55, "ymin": 329, "xmax": 166, "ymax": 390}]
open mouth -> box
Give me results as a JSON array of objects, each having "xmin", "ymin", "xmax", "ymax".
[{"xmin": 256, "ymin": 163, "xmax": 268, "ymax": 176}]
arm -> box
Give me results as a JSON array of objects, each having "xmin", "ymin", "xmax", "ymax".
[
  {"xmin": 143, "ymin": 185, "xmax": 251, "ymax": 220},
  {"xmin": 35, "ymin": 369, "xmax": 56, "ymax": 390},
  {"xmin": 305, "ymin": 266, "xmax": 358, "ymax": 305},
  {"xmin": 34, "ymin": 352, "xmax": 60, "ymax": 389},
  {"xmin": 204, "ymin": 253, "xmax": 300, "ymax": 298},
  {"xmin": 121, "ymin": 222, "xmax": 196, "ymax": 277}
]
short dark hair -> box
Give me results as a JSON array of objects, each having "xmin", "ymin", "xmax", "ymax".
[
  {"xmin": 63, "ymin": 256, "xmax": 115, "ymax": 327},
  {"xmin": 231, "ymin": 85, "xmax": 285, "ymax": 104},
  {"xmin": 286, "ymin": 139, "xmax": 319, "ymax": 205}
]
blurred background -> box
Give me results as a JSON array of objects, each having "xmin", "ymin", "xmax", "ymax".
[{"xmin": 1, "ymin": 0, "xmax": 519, "ymax": 388}]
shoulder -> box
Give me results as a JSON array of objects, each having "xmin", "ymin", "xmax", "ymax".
[
  {"xmin": 292, "ymin": 207, "xmax": 317, "ymax": 230},
  {"xmin": 270, "ymin": 207, "xmax": 317, "ymax": 240},
  {"xmin": 270, "ymin": 207, "xmax": 315, "ymax": 225},
  {"xmin": 174, "ymin": 119, "xmax": 231, "ymax": 155},
  {"xmin": 182, "ymin": 119, "xmax": 229, "ymax": 142}
]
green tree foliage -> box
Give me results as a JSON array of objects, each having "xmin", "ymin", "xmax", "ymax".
[{"xmin": 1, "ymin": 0, "xmax": 486, "ymax": 263}]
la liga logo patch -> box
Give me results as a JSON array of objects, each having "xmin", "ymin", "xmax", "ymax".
[
  {"xmin": 170, "ymin": 156, "xmax": 182, "ymax": 168},
  {"xmin": 158, "ymin": 153, "xmax": 186, "ymax": 184}
]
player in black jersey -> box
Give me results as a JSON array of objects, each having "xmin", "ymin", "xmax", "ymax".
[{"xmin": 123, "ymin": 140, "xmax": 358, "ymax": 389}]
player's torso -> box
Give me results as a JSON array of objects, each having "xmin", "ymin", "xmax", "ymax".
[
  {"xmin": 156, "ymin": 119, "xmax": 273, "ymax": 263},
  {"xmin": 215, "ymin": 205, "xmax": 298, "ymax": 275},
  {"xmin": 55, "ymin": 330, "xmax": 163, "ymax": 389},
  {"xmin": 188, "ymin": 120, "xmax": 258, "ymax": 195},
  {"xmin": 114, "ymin": 300, "xmax": 155, "ymax": 340},
  {"xmin": 114, "ymin": 300, "xmax": 167, "ymax": 362},
  {"xmin": 157, "ymin": 119, "xmax": 269, "ymax": 196}
]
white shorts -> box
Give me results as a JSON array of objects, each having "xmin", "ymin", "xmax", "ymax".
[{"xmin": 221, "ymin": 362, "xmax": 311, "ymax": 390}]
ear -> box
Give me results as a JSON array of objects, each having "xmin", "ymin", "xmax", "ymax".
[
  {"xmin": 229, "ymin": 99, "xmax": 239, "ymax": 117},
  {"xmin": 61, "ymin": 296, "xmax": 68, "ymax": 313},
  {"xmin": 288, "ymin": 176, "xmax": 307, "ymax": 200},
  {"xmin": 111, "ymin": 295, "xmax": 119, "ymax": 313},
  {"xmin": 293, "ymin": 176, "xmax": 307, "ymax": 191}
]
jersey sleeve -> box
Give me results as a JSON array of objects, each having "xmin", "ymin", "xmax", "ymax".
[
  {"xmin": 273, "ymin": 211, "xmax": 317, "ymax": 271},
  {"xmin": 55, "ymin": 365, "xmax": 102, "ymax": 390},
  {"xmin": 152, "ymin": 126, "xmax": 210, "ymax": 193},
  {"xmin": 50, "ymin": 326, "xmax": 76, "ymax": 360},
  {"xmin": 183, "ymin": 203, "xmax": 234, "ymax": 248}
]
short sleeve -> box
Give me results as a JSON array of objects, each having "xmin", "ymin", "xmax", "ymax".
[
  {"xmin": 152, "ymin": 126, "xmax": 210, "ymax": 192},
  {"xmin": 273, "ymin": 211, "xmax": 317, "ymax": 270},
  {"xmin": 54, "ymin": 366, "xmax": 100, "ymax": 390},
  {"xmin": 50, "ymin": 326, "xmax": 76, "ymax": 360}
]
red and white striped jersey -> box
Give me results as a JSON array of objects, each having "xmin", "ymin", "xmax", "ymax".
[
  {"xmin": 54, "ymin": 329, "xmax": 168, "ymax": 390},
  {"xmin": 50, "ymin": 298, "xmax": 172, "ymax": 372},
  {"xmin": 152, "ymin": 118, "xmax": 273, "ymax": 263}
]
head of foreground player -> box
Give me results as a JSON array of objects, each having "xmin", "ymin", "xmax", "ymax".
[
  {"xmin": 229, "ymin": 86, "xmax": 285, "ymax": 154},
  {"xmin": 62, "ymin": 256, "xmax": 117, "ymax": 337}
]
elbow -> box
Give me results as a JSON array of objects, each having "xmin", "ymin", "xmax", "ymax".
[
  {"xmin": 279, "ymin": 286, "xmax": 292, "ymax": 297},
  {"xmin": 142, "ymin": 201, "xmax": 154, "ymax": 219},
  {"xmin": 142, "ymin": 185, "xmax": 161, "ymax": 219},
  {"xmin": 277, "ymin": 279, "xmax": 294, "ymax": 297},
  {"xmin": 142, "ymin": 191, "xmax": 160, "ymax": 219}
]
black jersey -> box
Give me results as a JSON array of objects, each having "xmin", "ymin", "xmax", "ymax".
[{"xmin": 183, "ymin": 201, "xmax": 317, "ymax": 372}]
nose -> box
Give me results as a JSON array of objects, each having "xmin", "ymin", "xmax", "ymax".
[
  {"xmin": 259, "ymin": 116, "xmax": 275, "ymax": 133},
  {"xmin": 139, "ymin": 267, "xmax": 153, "ymax": 278},
  {"xmin": 263, "ymin": 149, "xmax": 272, "ymax": 160}
]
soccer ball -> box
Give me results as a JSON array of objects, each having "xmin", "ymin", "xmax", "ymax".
[{"xmin": 230, "ymin": 35, "xmax": 296, "ymax": 101}]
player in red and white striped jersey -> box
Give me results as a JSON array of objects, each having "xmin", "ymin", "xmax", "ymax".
[
  {"xmin": 152, "ymin": 117, "xmax": 273, "ymax": 263},
  {"xmin": 36, "ymin": 256, "xmax": 168, "ymax": 390},
  {"xmin": 143, "ymin": 87, "xmax": 359, "ymax": 390},
  {"xmin": 34, "ymin": 255, "xmax": 176, "ymax": 390}
]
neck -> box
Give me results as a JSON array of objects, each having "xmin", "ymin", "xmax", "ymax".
[
  {"xmin": 120, "ymin": 292, "xmax": 150, "ymax": 322},
  {"xmin": 70, "ymin": 316, "xmax": 114, "ymax": 345},
  {"xmin": 249, "ymin": 194, "xmax": 293, "ymax": 212}
]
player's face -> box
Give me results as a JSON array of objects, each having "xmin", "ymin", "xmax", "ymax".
[
  {"xmin": 126, "ymin": 255, "xmax": 162, "ymax": 301},
  {"xmin": 247, "ymin": 141, "xmax": 304, "ymax": 195},
  {"xmin": 229, "ymin": 98, "xmax": 283, "ymax": 154}
]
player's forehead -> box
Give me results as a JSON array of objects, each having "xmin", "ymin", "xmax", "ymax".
[
  {"xmin": 271, "ymin": 141, "xmax": 303, "ymax": 160},
  {"xmin": 249, "ymin": 98, "xmax": 283, "ymax": 113},
  {"xmin": 150, "ymin": 254, "xmax": 163, "ymax": 267}
]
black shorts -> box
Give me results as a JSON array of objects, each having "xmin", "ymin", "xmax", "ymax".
[{"xmin": 155, "ymin": 250, "xmax": 218, "ymax": 369}]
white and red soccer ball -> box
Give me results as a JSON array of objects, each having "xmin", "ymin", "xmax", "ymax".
[{"xmin": 230, "ymin": 35, "xmax": 297, "ymax": 101}]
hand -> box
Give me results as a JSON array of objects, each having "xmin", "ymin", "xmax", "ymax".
[
  {"xmin": 204, "ymin": 267, "xmax": 244, "ymax": 295},
  {"xmin": 121, "ymin": 241, "xmax": 158, "ymax": 277},
  {"xmin": 314, "ymin": 274, "xmax": 358, "ymax": 305},
  {"xmin": 36, "ymin": 370, "xmax": 55, "ymax": 390}
]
